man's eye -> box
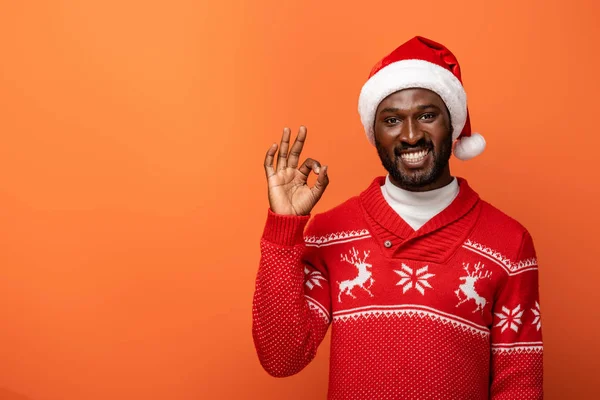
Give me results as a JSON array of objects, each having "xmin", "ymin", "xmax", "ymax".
[
  {"xmin": 385, "ymin": 117, "xmax": 399, "ymax": 124},
  {"xmin": 419, "ymin": 113, "xmax": 435, "ymax": 120}
]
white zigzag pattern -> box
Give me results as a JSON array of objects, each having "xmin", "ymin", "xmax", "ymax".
[
  {"xmin": 463, "ymin": 239, "xmax": 538, "ymax": 275},
  {"xmin": 333, "ymin": 308, "xmax": 489, "ymax": 338},
  {"xmin": 304, "ymin": 229, "xmax": 371, "ymax": 247},
  {"xmin": 491, "ymin": 346, "xmax": 543, "ymax": 355},
  {"xmin": 306, "ymin": 297, "xmax": 331, "ymax": 323}
]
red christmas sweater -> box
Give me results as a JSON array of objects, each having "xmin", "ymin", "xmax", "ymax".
[{"xmin": 252, "ymin": 177, "xmax": 543, "ymax": 399}]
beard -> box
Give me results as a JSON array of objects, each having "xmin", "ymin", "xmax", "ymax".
[{"xmin": 376, "ymin": 134, "xmax": 453, "ymax": 190}]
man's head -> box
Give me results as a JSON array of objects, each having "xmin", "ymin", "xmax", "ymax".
[
  {"xmin": 374, "ymin": 88, "xmax": 453, "ymax": 191},
  {"xmin": 358, "ymin": 36, "xmax": 486, "ymax": 182}
]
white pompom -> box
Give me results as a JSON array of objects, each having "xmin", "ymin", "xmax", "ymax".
[{"xmin": 453, "ymin": 132, "xmax": 486, "ymax": 161}]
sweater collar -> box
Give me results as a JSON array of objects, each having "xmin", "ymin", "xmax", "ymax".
[
  {"xmin": 383, "ymin": 175, "xmax": 459, "ymax": 209},
  {"xmin": 360, "ymin": 176, "xmax": 479, "ymax": 240}
]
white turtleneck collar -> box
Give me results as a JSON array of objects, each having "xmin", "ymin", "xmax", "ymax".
[{"xmin": 380, "ymin": 175, "xmax": 460, "ymax": 231}]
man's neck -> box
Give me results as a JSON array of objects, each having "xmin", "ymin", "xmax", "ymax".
[{"xmin": 381, "ymin": 175, "xmax": 460, "ymax": 230}]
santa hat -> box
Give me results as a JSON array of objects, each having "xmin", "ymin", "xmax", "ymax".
[{"xmin": 358, "ymin": 36, "xmax": 486, "ymax": 161}]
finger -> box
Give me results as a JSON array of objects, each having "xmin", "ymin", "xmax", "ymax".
[
  {"xmin": 287, "ymin": 126, "xmax": 307, "ymax": 169},
  {"xmin": 298, "ymin": 158, "xmax": 321, "ymax": 178},
  {"xmin": 276, "ymin": 127, "xmax": 291, "ymax": 171},
  {"xmin": 264, "ymin": 143, "xmax": 278, "ymax": 178},
  {"xmin": 311, "ymin": 165, "xmax": 329, "ymax": 200}
]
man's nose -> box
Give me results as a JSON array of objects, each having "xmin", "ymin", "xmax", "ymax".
[{"xmin": 399, "ymin": 118, "xmax": 423, "ymax": 145}]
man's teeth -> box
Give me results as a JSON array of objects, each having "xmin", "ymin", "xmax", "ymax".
[{"xmin": 400, "ymin": 150, "xmax": 428, "ymax": 162}]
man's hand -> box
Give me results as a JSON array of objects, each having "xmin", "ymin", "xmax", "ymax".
[{"xmin": 264, "ymin": 126, "xmax": 329, "ymax": 216}]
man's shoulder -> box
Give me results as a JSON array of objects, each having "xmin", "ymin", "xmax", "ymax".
[
  {"xmin": 308, "ymin": 195, "xmax": 363, "ymax": 234},
  {"xmin": 463, "ymin": 196, "xmax": 541, "ymax": 276},
  {"xmin": 468, "ymin": 197, "xmax": 534, "ymax": 260},
  {"xmin": 477, "ymin": 199, "xmax": 529, "ymax": 235},
  {"xmin": 307, "ymin": 177, "xmax": 382, "ymax": 236}
]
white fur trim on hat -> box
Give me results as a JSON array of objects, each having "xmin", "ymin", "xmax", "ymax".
[
  {"xmin": 453, "ymin": 132, "xmax": 486, "ymax": 161},
  {"xmin": 358, "ymin": 59, "xmax": 467, "ymax": 145}
]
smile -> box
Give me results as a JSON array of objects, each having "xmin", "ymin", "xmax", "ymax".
[{"xmin": 399, "ymin": 149, "xmax": 430, "ymax": 164}]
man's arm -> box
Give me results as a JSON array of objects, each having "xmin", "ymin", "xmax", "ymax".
[
  {"xmin": 252, "ymin": 126, "xmax": 331, "ymax": 377},
  {"xmin": 490, "ymin": 231, "xmax": 543, "ymax": 399},
  {"xmin": 252, "ymin": 211, "xmax": 331, "ymax": 377}
]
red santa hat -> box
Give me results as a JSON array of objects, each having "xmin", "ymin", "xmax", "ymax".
[{"xmin": 358, "ymin": 36, "xmax": 486, "ymax": 161}]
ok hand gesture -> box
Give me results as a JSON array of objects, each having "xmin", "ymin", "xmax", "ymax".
[{"xmin": 264, "ymin": 126, "xmax": 329, "ymax": 216}]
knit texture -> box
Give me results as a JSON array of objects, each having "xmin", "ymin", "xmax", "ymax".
[{"xmin": 252, "ymin": 177, "xmax": 543, "ymax": 399}]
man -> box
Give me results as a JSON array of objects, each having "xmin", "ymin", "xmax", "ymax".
[{"xmin": 252, "ymin": 36, "xmax": 543, "ymax": 399}]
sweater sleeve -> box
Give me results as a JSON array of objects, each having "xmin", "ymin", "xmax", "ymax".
[
  {"xmin": 490, "ymin": 231, "xmax": 543, "ymax": 399},
  {"xmin": 252, "ymin": 210, "xmax": 332, "ymax": 377}
]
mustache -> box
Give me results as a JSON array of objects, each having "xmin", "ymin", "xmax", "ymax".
[{"xmin": 394, "ymin": 139, "xmax": 433, "ymax": 154}]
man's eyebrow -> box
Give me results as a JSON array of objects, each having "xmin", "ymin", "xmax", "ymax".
[
  {"xmin": 416, "ymin": 104, "xmax": 441, "ymax": 110},
  {"xmin": 378, "ymin": 107, "xmax": 400, "ymax": 114}
]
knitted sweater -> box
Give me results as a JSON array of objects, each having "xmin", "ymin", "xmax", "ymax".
[{"xmin": 252, "ymin": 176, "xmax": 543, "ymax": 399}]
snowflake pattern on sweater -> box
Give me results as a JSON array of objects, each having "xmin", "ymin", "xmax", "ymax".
[{"xmin": 252, "ymin": 177, "xmax": 543, "ymax": 400}]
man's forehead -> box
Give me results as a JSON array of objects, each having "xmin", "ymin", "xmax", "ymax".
[
  {"xmin": 385, "ymin": 87, "xmax": 443, "ymax": 101},
  {"xmin": 378, "ymin": 89, "xmax": 446, "ymax": 111}
]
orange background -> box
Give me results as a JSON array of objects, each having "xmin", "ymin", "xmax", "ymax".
[{"xmin": 0, "ymin": 1, "xmax": 598, "ymax": 399}]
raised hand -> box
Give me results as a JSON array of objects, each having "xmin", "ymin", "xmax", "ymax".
[{"xmin": 264, "ymin": 126, "xmax": 329, "ymax": 216}]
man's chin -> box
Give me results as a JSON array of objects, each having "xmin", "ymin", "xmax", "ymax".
[
  {"xmin": 391, "ymin": 169, "xmax": 436, "ymax": 189},
  {"xmin": 398, "ymin": 165, "xmax": 434, "ymax": 181}
]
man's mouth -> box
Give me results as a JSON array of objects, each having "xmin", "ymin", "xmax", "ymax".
[{"xmin": 398, "ymin": 148, "xmax": 431, "ymax": 165}]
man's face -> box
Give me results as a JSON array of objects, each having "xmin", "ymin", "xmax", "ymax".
[{"xmin": 374, "ymin": 88, "xmax": 453, "ymax": 191}]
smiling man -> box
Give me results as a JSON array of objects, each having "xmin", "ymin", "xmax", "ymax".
[{"xmin": 252, "ymin": 36, "xmax": 543, "ymax": 399}]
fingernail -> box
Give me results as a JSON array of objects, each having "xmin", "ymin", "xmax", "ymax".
[{"xmin": 315, "ymin": 167, "xmax": 320, "ymax": 174}]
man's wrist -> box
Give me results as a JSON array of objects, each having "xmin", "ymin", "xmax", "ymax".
[{"xmin": 262, "ymin": 209, "xmax": 310, "ymax": 246}]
